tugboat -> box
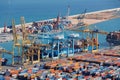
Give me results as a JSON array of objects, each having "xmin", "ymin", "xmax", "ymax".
[{"xmin": 106, "ymin": 31, "xmax": 120, "ymax": 45}]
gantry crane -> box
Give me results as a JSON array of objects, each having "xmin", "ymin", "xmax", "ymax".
[
  {"xmin": 12, "ymin": 19, "xmax": 21, "ymax": 65},
  {"xmin": 12, "ymin": 17, "xmax": 33, "ymax": 65},
  {"xmin": 21, "ymin": 17, "xmax": 41, "ymax": 64},
  {"xmin": 21, "ymin": 17, "xmax": 31, "ymax": 45},
  {"xmin": 68, "ymin": 26, "xmax": 108, "ymax": 53},
  {"xmin": 77, "ymin": 9, "xmax": 87, "ymax": 26},
  {"xmin": 66, "ymin": 5, "xmax": 70, "ymax": 20},
  {"xmin": 24, "ymin": 44, "xmax": 40, "ymax": 64},
  {"xmin": 24, "ymin": 44, "xmax": 50, "ymax": 64},
  {"xmin": 12, "ymin": 17, "xmax": 52, "ymax": 65},
  {"xmin": 21, "ymin": 17, "xmax": 50, "ymax": 64},
  {"xmin": 20, "ymin": 17, "xmax": 32, "ymax": 64}
]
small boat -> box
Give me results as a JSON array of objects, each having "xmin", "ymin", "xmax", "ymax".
[
  {"xmin": 38, "ymin": 33, "xmax": 52, "ymax": 39},
  {"xmin": 0, "ymin": 46, "xmax": 4, "ymax": 50},
  {"xmin": 69, "ymin": 33, "xmax": 79, "ymax": 38},
  {"xmin": 54, "ymin": 35, "xmax": 64, "ymax": 39}
]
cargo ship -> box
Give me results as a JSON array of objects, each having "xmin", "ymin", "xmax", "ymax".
[{"xmin": 106, "ymin": 31, "xmax": 120, "ymax": 45}]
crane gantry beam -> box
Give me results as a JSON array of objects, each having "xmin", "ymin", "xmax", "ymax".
[
  {"xmin": 0, "ymin": 49, "xmax": 13, "ymax": 54},
  {"xmin": 12, "ymin": 19, "xmax": 18, "ymax": 44},
  {"xmin": 21, "ymin": 17, "xmax": 31, "ymax": 45},
  {"xmin": 68, "ymin": 29, "xmax": 108, "ymax": 35},
  {"xmin": 12, "ymin": 19, "xmax": 22, "ymax": 65}
]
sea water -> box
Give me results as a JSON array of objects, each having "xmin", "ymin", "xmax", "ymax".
[{"xmin": 0, "ymin": 0, "xmax": 120, "ymax": 27}]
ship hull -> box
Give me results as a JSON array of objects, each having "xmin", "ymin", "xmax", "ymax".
[{"xmin": 106, "ymin": 31, "xmax": 120, "ymax": 45}]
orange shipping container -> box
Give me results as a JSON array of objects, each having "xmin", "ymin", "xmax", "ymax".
[{"xmin": 10, "ymin": 70, "xmax": 19, "ymax": 75}]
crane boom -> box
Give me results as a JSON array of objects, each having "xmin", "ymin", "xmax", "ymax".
[
  {"xmin": 21, "ymin": 17, "xmax": 27, "ymax": 41},
  {"xmin": 21, "ymin": 17, "xmax": 31, "ymax": 45},
  {"xmin": 12, "ymin": 19, "xmax": 17, "ymax": 44},
  {"xmin": 0, "ymin": 49, "xmax": 12, "ymax": 54},
  {"xmin": 69, "ymin": 29, "xmax": 108, "ymax": 35}
]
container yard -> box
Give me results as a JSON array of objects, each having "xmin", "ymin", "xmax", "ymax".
[
  {"xmin": 0, "ymin": 47, "xmax": 120, "ymax": 80},
  {"xmin": 0, "ymin": 8, "xmax": 120, "ymax": 80}
]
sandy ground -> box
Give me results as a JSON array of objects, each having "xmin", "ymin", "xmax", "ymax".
[
  {"xmin": 69, "ymin": 9, "xmax": 120, "ymax": 26},
  {"xmin": 68, "ymin": 18, "xmax": 106, "ymax": 25}
]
